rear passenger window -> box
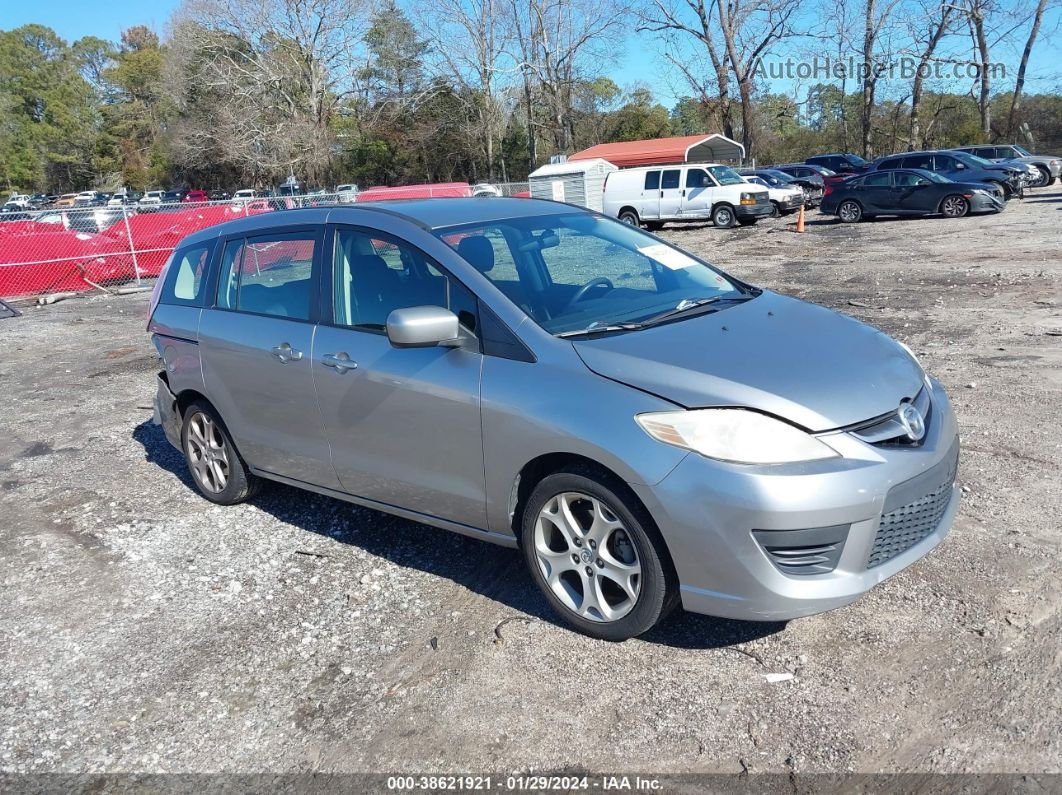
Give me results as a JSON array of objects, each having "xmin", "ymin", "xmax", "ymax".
[
  {"xmin": 863, "ymin": 173, "xmax": 892, "ymax": 187},
  {"xmin": 644, "ymin": 171, "xmax": 660, "ymax": 190},
  {"xmin": 215, "ymin": 232, "xmax": 316, "ymax": 320},
  {"xmin": 161, "ymin": 244, "xmax": 212, "ymax": 307},
  {"xmin": 661, "ymin": 170, "xmax": 681, "ymax": 190}
]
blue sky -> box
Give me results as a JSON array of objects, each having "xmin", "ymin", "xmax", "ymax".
[{"xmin": 3, "ymin": 1, "xmax": 1059, "ymax": 111}]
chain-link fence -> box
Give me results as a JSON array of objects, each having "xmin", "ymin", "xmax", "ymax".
[{"xmin": 0, "ymin": 183, "xmax": 530, "ymax": 301}]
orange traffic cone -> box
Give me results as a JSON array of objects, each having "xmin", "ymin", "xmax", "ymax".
[{"xmin": 795, "ymin": 203, "xmax": 805, "ymax": 233}]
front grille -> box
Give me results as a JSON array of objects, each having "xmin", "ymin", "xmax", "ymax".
[
  {"xmin": 851, "ymin": 387, "xmax": 932, "ymax": 446},
  {"xmin": 867, "ymin": 444, "xmax": 958, "ymax": 568}
]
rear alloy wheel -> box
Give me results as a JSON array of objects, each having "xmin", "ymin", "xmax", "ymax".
[
  {"xmin": 522, "ymin": 470, "xmax": 675, "ymax": 641},
  {"xmin": 711, "ymin": 204, "xmax": 736, "ymax": 228},
  {"xmin": 940, "ymin": 195, "xmax": 969, "ymax": 218},
  {"xmin": 182, "ymin": 400, "xmax": 259, "ymax": 505},
  {"xmin": 618, "ymin": 209, "xmax": 640, "ymax": 226},
  {"xmin": 837, "ymin": 200, "xmax": 862, "ymax": 223}
]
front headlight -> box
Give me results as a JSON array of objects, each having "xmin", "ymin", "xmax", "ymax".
[{"xmin": 635, "ymin": 409, "xmax": 838, "ymax": 464}]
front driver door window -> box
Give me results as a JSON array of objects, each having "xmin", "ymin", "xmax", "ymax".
[{"xmin": 312, "ymin": 226, "xmax": 487, "ymax": 527}]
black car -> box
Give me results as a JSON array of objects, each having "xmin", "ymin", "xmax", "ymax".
[
  {"xmin": 820, "ymin": 168, "xmax": 1005, "ymax": 222},
  {"xmin": 208, "ymin": 190, "xmax": 231, "ymax": 201},
  {"xmin": 870, "ymin": 150, "xmax": 1023, "ymax": 198},
  {"xmin": 806, "ymin": 153, "xmax": 870, "ymax": 175}
]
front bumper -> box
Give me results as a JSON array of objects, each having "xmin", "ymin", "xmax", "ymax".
[
  {"xmin": 777, "ymin": 194, "xmax": 805, "ymax": 211},
  {"xmin": 736, "ymin": 202, "xmax": 773, "ymax": 219},
  {"xmin": 631, "ymin": 377, "xmax": 960, "ymax": 622},
  {"xmin": 970, "ymin": 191, "xmax": 1006, "ymax": 213},
  {"xmin": 154, "ymin": 372, "xmax": 183, "ymax": 451}
]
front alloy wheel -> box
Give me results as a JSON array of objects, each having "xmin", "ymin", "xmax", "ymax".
[
  {"xmin": 522, "ymin": 469, "xmax": 676, "ymax": 641},
  {"xmin": 941, "ymin": 195, "xmax": 969, "ymax": 218},
  {"xmin": 533, "ymin": 492, "xmax": 641, "ymax": 623}
]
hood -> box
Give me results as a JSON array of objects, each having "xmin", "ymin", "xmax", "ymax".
[{"xmin": 572, "ymin": 291, "xmax": 923, "ymax": 432}]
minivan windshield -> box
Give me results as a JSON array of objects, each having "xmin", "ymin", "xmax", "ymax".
[{"xmin": 437, "ymin": 212, "xmax": 752, "ymax": 336}]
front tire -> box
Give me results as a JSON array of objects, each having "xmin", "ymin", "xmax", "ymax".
[
  {"xmin": 521, "ymin": 468, "xmax": 676, "ymax": 641},
  {"xmin": 181, "ymin": 400, "xmax": 260, "ymax": 505},
  {"xmin": 940, "ymin": 194, "xmax": 969, "ymax": 218},
  {"xmin": 711, "ymin": 204, "xmax": 736, "ymax": 228},
  {"xmin": 837, "ymin": 200, "xmax": 862, "ymax": 223},
  {"xmin": 770, "ymin": 201, "xmax": 781, "ymax": 218},
  {"xmin": 1031, "ymin": 166, "xmax": 1052, "ymax": 188}
]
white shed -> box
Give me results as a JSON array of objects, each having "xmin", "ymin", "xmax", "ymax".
[{"xmin": 528, "ymin": 158, "xmax": 617, "ymax": 212}]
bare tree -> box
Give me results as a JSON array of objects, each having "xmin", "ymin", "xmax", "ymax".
[
  {"xmin": 716, "ymin": 0, "xmax": 802, "ymax": 158},
  {"xmin": 1005, "ymin": 0, "xmax": 1051, "ymax": 138},
  {"xmin": 421, "ymin": 0, "xmax": 514, "ymax": 179},
  {"xmin": 640, "ymin": 0, "xmax": 801, "ymax": 158},
  {"xmin": 859, "ymin": 0, "xmax": 903, "ymax": 158},
  {"xmin": 508, "ymin": 0, "xmax": 628, "ymax": 155},
  {"xmin": 906, "ymin": 0, "xmax": 956, "ymax": 148},
  {"xmin": 168, "ymin": 0, "xmax": 371, "ymax": 185},
  {"xmin": 637, "ymin": 0, "xmax": 735, "ymax": 140}
]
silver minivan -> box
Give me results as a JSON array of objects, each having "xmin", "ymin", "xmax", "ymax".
[{"xmin": 149, "ymin": 198, "xmax": 959, "ymax": 640}]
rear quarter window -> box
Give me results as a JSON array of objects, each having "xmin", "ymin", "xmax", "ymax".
[{"xmin": 160, "ymin": 243, "xmax": 214, "ymax": 307}]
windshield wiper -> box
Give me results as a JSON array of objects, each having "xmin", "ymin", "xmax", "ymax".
[
  {"xmin": 639, "ymin": 296, "xmax": 735, "ymax": 327},
  {"xmin": 557, "ymin": 321, "xmax": 645, "ymax": 339}
]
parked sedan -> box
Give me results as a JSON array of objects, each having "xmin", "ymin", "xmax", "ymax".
[
  {"xmin": 738, "ymin": 168, "xmax": 818, "ymax": 208},
  {"xmin": 871, "ymin": 150, "xmax": 1023, "ymax": 198},
  {"xmin": 952, "ymin": 144, "xmax": 1060, "ymax": 188},
  {"xmin": 148, "ymin": 198, "xmax": 959, "ymax": 640},
  {"xmin": 821, "ymin": 168, "xmax": 1004, "ymax": 222},
  {"xmin": 740, "ymin": 174, "xmax": 805, "ymax": 216}
]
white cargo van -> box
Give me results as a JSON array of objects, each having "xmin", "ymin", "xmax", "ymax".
[{"xmin": 602, "ymin": 163, "xmax": 771, "ymax": 229}]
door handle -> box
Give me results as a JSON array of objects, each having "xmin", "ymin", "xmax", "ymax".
[
  {"xmin": 271, "ymin": 342, "xmax": 303, "ymax": 362},
  {"xmin": 322, "ymin": 352, "xmax": 357, "ymax": 373}
]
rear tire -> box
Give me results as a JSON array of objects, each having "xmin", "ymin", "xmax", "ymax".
[
  {"xmin": 618, "ymin": 208, "xmax": 640, "ymax": 226},
  {"xmin": 769, "ymin": 201, "xmax": 781, "ymax": 218},
  {"xmin": 738, "ymin": 218, "xmax": 758, "ymax": 226},
  {"xmin": 181, "ymin": 400, "xmax": 260, "ymax": 505},
  {"xmin": 837, "ymin": 200, "xmax": 862, "ymax": 223},
  {"xmin": 711, "ymin": 204, "xmax": 736, "ymax": 228},
  {"xmin": 521, "ymin": 468, "xmax": 677, "ymax": 641},
  {"xmin": 645, "ymin": 221, "xmax": 664, "ymax": 231}
]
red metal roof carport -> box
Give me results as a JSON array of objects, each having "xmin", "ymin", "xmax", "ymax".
[{"xmin": 568, "ymin": 134, "xmax": 745, "ymax": 167}]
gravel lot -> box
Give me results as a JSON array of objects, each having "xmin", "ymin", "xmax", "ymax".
[{"xmin": 2, "ymin": 189, "xmax": 1060, "ymax": 777}]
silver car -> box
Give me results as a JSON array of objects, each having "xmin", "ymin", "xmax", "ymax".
[{"xmin": 148, "ymin": 198, "xmax": 959, "ymax": 640}]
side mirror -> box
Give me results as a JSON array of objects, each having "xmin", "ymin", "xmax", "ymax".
[{"xmin": 386, "ymin": 306, "xmax": 462, "ymax": 348}]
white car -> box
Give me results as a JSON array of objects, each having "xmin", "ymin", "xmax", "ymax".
[
  {"xmin": 741, "ymin": 175, "xmax": 805, "ymax": 216},
  {"xmin": 138, "ymin": 191, "xmax": 164, "ymax": 212},
  {"xmin": 602, "ymin": 163, "xmax": 772, "ymax": 229},
  {"xmin": 5, "ymin": 194, "xmax": 31, "ymax": 210},
  {"xmin": 232, "ymin": 189, "xmax": 257, "ymax": 204},
  {"xmin": 336, "ymin": 184, "xmax": 359, "ymax": 203},
  {"xmin": 472, "ymin": 183, "xmax": 502, "ymax": 197}
]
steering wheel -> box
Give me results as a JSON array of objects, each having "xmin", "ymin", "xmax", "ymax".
[{"xmin": 565, "ymin": 277, "xmax": 615, "ymax": 309}]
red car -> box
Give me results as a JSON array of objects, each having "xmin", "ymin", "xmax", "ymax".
[{"xmin": 182, "ymin": 190, "xmax": 209, "ymax": 204}]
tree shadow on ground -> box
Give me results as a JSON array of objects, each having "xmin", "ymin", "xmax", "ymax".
[{"xmin": 133, "ymin": 419, "xmax": 784, "ymax": 650}]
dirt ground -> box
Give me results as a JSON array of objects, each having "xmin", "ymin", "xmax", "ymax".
[{"xmin": 1, "ymin": 188, "xmax": 1060, "ymax": 778}]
